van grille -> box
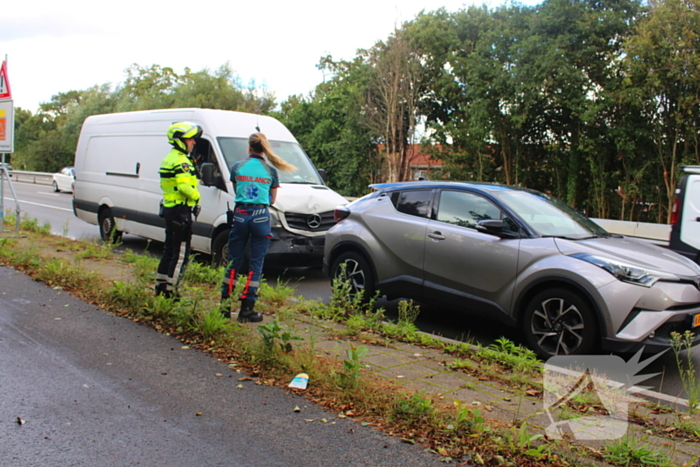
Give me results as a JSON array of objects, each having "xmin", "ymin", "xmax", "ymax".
[{"xmin": 284, "ymin": 210, "xmax": 336, "ymax": 232}]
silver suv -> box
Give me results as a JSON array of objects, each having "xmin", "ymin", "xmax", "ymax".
[{"xmin": 323, "ymin": 181, "xmax": 700, "ymax": 358}]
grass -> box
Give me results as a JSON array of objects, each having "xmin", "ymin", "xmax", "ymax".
[
  {"xmin": 603, "ymin": 436, "xmax": 672, "ymax": 467},
  {"xmin": 0, "ymin": 217, "xmax": 695, "ymax": 466}
]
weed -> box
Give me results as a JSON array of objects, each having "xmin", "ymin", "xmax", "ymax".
[
  {"xmin": 397, "ymin": 299, "xmax": 420, "ymax": 326},
  {"xmin": 447, "ymin": 358, "xmax": 477, "ymax": 372},
  {"xmin": 19, "ymin": 214, "xmax": 51, "ymax": 234},
  {"xmin": 670, "ymin": 330, "xmax": 700, "ymax": 413},
  {"xmin": 338, "ymin": 344, "xmax": 368, "ymax": 390},
  {"xmin": 258, "ymin": 318, "xmax": 303, "ymax": 353},
  {"xmin": 182, "ymin": 259, "xmax": 221, "ymax": 286},
  {"xmin": 450, "ymin": 401, "xmax": 490, "ymax": 433},
  {"xmin": 674, "ymin": 415, "xmax": 700, "ymax": 438},
  {"xmin": 75, "ymin": 240, "xmax": 117, "ymax": 260},
  {"xmin": 602, "ymin": 436, "xmax": 671, "ymax": 467},
  {"xmin": 390, "ymin": 390, "xmax": 436, "ymax": 425},
  {"xmin": 193, "ymin": 308, "xmax": 233, "ymax": 342},
  {"xmin": 107, "ymin": 281, "xmax": 150, "ymax": 312},
  {"xmin": 61, "ymin": 219, "xmax": 70, "ymax": 237},
  {"xmin": 499, "ymin": 423, "xmax": 544, "ymax": 453},
  {"xmin": 259, "ymin": 276, "xmax": 297, "ymax": 307},
  {"xmin": 477, "ymin": 337, "xmax": 541, "ymax": 374},
  {"xmin": 328, "ymin": 263, "xmax": 381, "ymax": 318}
]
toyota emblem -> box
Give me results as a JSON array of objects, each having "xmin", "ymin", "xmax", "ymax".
[{"xmin": 307, "ymin": 214, "xmax": 322, "ymax": 229}]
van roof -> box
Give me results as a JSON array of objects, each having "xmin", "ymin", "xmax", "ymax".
[
  {"xmin": 681, "ymin": 165, "xmax": 700, "ymax": 175},
  {"xmin": 82, "ymin": 108, "xmax": 296, "ymax": 142}
]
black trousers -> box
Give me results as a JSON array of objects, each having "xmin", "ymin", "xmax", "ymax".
[{"xmin": 155, "ymin": 205, "xmax": 192, "ymax": 295}]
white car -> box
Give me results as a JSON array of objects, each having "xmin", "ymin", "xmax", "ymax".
[{"xmin": 52, "ymin": 166, "xmax": 75, "ymax": 193}]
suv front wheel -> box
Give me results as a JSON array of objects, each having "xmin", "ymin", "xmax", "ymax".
[
  {"xmin": 331, "ymin": 251, "xmax": 376, "ymax": 303},
  {"xmin": 523, "ymin": 288, "xmax": 598, "ymax": 359}
]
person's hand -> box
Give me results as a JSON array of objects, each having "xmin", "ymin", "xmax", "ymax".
[{"xmin": 193, "ymin": 205, "xmax": 201, "ymax": 219}]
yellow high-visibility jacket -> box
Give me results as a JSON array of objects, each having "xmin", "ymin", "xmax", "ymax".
[{"xmin": 159, "ymin": 148, "xmax": 201, "ymax": 207}]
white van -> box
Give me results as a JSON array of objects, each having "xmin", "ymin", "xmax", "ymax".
[
  {"xmin": 670, "ymin": 165, "xmax": 700, "ymax": 263},
  {"xmin": 72, "ymin": 108, "xmax": 347, "ymax": 266}
]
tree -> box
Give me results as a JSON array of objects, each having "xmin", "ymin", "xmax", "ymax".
[
  {"xmin": 276, "ymin": 56, "xmax": 379, "ymax": 197},
  {"xmin": 363, "ymin": 29, "xmax": 423, "ymax": 182},
  {"xmin": 622, "ymin": 0, "xmax": 700, "ymax": 222}
]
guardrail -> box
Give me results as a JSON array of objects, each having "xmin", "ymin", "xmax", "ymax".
[
  {"xmin": 7, "ymin": 170, "xmax": 53, "ymax": 185},
  {"xmin": 6, "ymin": 172, "xmax": 673, "ymax": 246},
  {"xmin": 591, "ymin": 218, "xmax": 670, "ymax": 247}
]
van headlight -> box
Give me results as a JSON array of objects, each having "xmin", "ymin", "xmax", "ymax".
[{"xmin": 570, "ymin": 253, "xmax": 679, "ymax": 287}]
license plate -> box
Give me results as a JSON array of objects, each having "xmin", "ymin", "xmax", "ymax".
[{"xmin": 693, "ymin": 314, "xmax": 700, "ymax": 328}]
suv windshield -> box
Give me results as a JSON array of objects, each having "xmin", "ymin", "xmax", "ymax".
[
  {"xmin": 217, "ymin": 137, "xmax": 323, "ymax": 185},
  {"xmin": 495, "ymin": 190, "xmax": 608, "ymax": 238}
]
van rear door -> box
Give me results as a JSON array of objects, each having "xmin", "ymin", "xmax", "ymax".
[{"xmin": 680, "ymin": 175, "xmax": 700, "ymax": 252}]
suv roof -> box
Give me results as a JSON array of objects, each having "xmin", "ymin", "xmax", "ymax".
[{"xmin": 369, "ymin": 180, "xmax": 537, "ymax": 195}]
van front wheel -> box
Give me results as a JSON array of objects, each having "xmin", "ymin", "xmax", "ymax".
[
  {"xmin": 99, "ymin": 208, "xmax": 122, "ymax": 243},
  {"xmin": 212, "ymin": 229, "xmax": 250, "ymax": 271},
  {"xmin": 212, "ymin": 230, "xmax": 230, "ymax": 267}
]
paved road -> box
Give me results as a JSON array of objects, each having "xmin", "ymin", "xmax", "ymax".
[
  {"xmin": 0, "ymin": 266, "xmax": 442, "ymax": 466},
  {"xmin": 1, "ymin": 180, "xmax": 693, "ymax": 399}
]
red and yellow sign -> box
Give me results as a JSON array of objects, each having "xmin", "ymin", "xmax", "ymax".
[
  {"xmin": 0, "ymin": 61, "xmax": 11, "ymax": 100},
  {"xmin": 0, "ymin": 108, "xmax": 6, "ymax": 141}
]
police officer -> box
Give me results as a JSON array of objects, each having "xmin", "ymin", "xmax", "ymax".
[
  {"xmin": 155, "ymin": 122, "xmax": 203, "ymax": 299},
  {"xmin": 221, "ymin": 132, "xmax": 295, "ymax": 322}
]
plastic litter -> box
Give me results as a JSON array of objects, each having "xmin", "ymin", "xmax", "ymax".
[{"xmin": 288, "ymin": 373, "xmax": 309, "ymax": 389}]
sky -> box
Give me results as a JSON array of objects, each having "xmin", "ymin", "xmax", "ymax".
[{"xmin": 1, "ymin": 0, "xmax": 540, "ymax": 113}]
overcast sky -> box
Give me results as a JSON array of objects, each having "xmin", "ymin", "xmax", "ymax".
[{"xmin": 2, "ymin": 0, "xmax": 541, "ymax": 113}]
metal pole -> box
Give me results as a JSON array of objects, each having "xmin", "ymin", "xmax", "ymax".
[{"xmin": 0, "ymin": 152, "xmax": 5, "ymax": 232}]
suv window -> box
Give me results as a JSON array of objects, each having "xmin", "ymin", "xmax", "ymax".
[
  {"xmin": 437, "ymin": 190, "xmax": 517, "ymax": 231},
  {"xmin": 390, "ymin": 190, "xmax": 432, "ymax": 218}
]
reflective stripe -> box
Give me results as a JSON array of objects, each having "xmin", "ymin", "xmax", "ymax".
[
  {"xmin": 227, "ymin": 269, "xmax": 237, "ymax": 296},
  {"xmin": 170, "ymin": 240, "xmax": 188, "ymax": 290},
  {"xmin": 240, "ymin": 271, "xmax": 254, "ymax": 299}
]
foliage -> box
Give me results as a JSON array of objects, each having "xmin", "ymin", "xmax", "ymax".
[
  {"xmin": 670, "ymin": 330, "xmax": 700, "ymax": 412},
  {"xmin": 12, "ymin": 0, "xmax": 700, "ymax": 222}
]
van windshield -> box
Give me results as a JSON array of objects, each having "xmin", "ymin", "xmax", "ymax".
[{"xmin": 217, "ymin": 137, "xmax": 324, "ymax": 185}]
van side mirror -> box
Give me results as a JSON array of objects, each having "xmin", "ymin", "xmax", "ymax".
[
  {"xmin": 201, "ymin": 163, "xmax": 215, "ymax": 186},
  {"xmin": 201, "ymin": 162, "xmax": 227, "ymax": 192},
  {"xmin": 318, "ymin": 168, "xmax": 327, "ymax": 183}
]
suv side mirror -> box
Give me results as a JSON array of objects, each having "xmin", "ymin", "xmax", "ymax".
[
  {"xmin": 318, "ymin": 168, "xmax": 327, "ymax": 183},
  {"xmin": 477, "ymin": 219, "xmax": 503, "ymax": 233},
  {"xmin": 477, "ymin": 219, "xmax": 521, "ymax": 239}
]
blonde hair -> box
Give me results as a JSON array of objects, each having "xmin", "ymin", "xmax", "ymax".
[{"xmin": 249, "ymin": 133, "xmax": 296, "ymax": 172}]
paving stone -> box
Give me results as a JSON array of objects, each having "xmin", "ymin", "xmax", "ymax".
[
  {"xmin": 416, "ymin": 371, "xmax": 475, "ymax": 391},
  {"xmin": 376, "ymin": 365, "xmax": 431, "ymax": 382},
  {"xmin": 362, "ymin": 353, "xmax": 412, "ymax": 369}
]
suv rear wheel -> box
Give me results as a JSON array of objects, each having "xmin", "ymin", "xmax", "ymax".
[
  {"xmin": 331, "ymin": 251, "xmax": 376, "ymax": 303},
  {"xmin": 523, "ymin": 288, "xmax": 597, "ymax": 359}
]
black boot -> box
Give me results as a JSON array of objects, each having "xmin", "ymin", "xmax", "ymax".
[
  {"xmin": 155, "ymin": 283, "xmax": 169, "ymax": 297},
  {"xmin": 237, "ymin": 300, "xmax": 263, "ymax": 323}
]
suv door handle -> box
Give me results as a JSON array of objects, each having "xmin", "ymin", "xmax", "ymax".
[{"xmin": 428, "ymin": 231, "xmax": 445, "ymax": 241}]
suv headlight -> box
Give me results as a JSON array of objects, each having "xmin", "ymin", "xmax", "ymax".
[{"xmin": 570, "ymin": 253, "xmax": 680, "ymax": 287}]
